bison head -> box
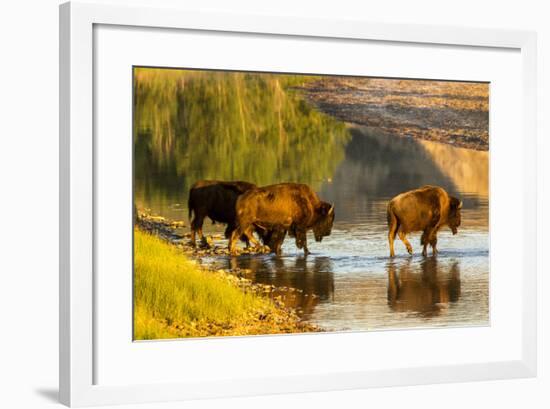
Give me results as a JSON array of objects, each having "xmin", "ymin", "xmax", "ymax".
[
  {"xmin": 313, "ymin": 202, "xmax": 335, "ymax": 242},
  {"xmin": 448, "ymin": 197, "xmax": 462, "ymax": 235}
]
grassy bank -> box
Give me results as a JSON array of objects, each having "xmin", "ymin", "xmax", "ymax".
[{"xmin": 134, "ymin": 229, "xmax": 318, "ymax": 339}]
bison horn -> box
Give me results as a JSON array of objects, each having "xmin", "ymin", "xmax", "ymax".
[
  {"xmin": 458, "ymin": 201, "xmax": 463, "ymax": 209},
  {"xmin": 328, "ymin": 204, "xmax": 334, "ymax": 215}
]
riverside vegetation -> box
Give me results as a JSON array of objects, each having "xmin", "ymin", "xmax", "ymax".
[{"xmin": 134, "ymin": 215, "xmax": 320, "ymax": 340}]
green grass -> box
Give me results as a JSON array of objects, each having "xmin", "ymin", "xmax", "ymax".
[{"xmin": 134, "ymin": 229, "xmax": 275, "ymax": 339}]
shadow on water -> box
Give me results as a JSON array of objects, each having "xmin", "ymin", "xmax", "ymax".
[{"xmin": 386, "ymin": 258, "xmax": 461, "ymax": 318}]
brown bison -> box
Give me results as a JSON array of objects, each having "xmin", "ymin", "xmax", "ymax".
[
  {"xmin": 229, "ymin": 183, "xmax": 335, "ymax": 255},
  {"xmin": 387, "ymin": 185, "xmax": 462, "ymax": 257},
  {"xmin": 188, "ymin": 180, "xmax": 257, "ymax": 247}
]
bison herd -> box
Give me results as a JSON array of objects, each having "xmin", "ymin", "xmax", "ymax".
[{"xmin": 187, "ymin": 181, "xmax": 462, "ymax": 257}]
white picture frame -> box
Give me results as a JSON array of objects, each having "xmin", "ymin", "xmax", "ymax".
[{"xmin": 59, "ymin": 1, "xmax": 538, "ymax": 407}]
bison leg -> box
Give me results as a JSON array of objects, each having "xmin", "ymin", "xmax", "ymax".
[
  {"xmin": 191, "ymin": 229, "xmax": 196, "ymax": 247},
  {"xmin": 398, "ymin": 231, "xmax": 413, "ymax": 255},
  {"xmin": 229, "ymin": 225, "xmax": 261, "ymax": 254},
  {"xmin": 243, "ymin": 226, "xmax": 261, "ymax": 249},
  {"xmin": 190, "ymin": 212, "xmax": 206, "ymax": 248},
  {"xmin": 274, "ymin": 241, "xmax": 283, "ymax": 256},
  {"xmin": 425, "ymin": 226, "xmax": 440, "ymax": 256},
  {"xmin": 224, "ymin": 224, "xmax": 233, "ymax": 240},
  {"xmin": 260, "ymin": 228, "xmax": 286, "ymax": 255},
  {"xmin": 228, "ymin": 227, "xmax": 241, "ymax": 255},
  {"xmin": 388, "ymin": 233, "xmax": 396, "ymax": 258},
  {"xmin": 225, "ymin": 224, "xmax": 251, "ymax": 247},
  {"xmin": 272, "ymin": 230, "xmax": 287, "ymax": 256},
  {"xmin": 421, "ymin": 230, "xmax": 430, "ymax": 257},
  {"xmin": 424, "ymin": 208, "xmax": 442, "ymax": 257},
  {"xmin": 294, "ymin": 228, "xmax": 309, "ymax": 256},
  {"xmin": 198, "ymin": 226, "xmax": 209, "ymax": 247},
  {"xmin": 430, "ymin": 236, "xmax": 438, "ymax": 256}
]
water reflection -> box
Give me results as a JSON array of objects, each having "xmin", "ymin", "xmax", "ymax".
[
  {"xmin": 134, "ymin": 68, "xmax": 350, "ymax": 215},
  {"xmin": 211, "ymin": 255, "xmax": 335, "ymax": 318},
  {"xmin": 387, "ymin": 258, "xmax": 461, "ymax": 318},
  {"xmin": 320, "ymin": 126, "xmax": 489, "ymax": 230},
  {"xmin": 418, "ymin": 139, "xmax": 489, "ymax": 197}
]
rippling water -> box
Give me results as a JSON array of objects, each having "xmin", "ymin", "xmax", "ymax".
[{"xmin": 136, "ymin": 125, "xmax": 489, "ymax": 332}]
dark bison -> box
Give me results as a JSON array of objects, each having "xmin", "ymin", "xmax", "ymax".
[
  {"xmin": 387, "ymin": 185, "xmax": 462, "ymax": 257},
  {"xmin": 188, "ymin": 180, "xmax": 257, "ymax": 247},
  {"xmin": 229, "ymin": 183, "xmax": 335, "ymax": 255}
]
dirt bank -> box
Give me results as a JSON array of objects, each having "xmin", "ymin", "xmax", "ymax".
[{"xmin": 296, "ymin": 77, "xmax": 489, "ymax": 151}]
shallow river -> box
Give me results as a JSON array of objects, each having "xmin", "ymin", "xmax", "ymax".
[{"xmin": 135, "ymin": 125, "xmax": 489, "ymax": 332}]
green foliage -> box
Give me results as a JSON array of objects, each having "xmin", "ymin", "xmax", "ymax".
[{"xmin": 133, "ymin": 68, "xmax": 350, "ymax": 207}]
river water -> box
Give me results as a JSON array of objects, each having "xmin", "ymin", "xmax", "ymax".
[{"xmin": 135, "ymin": 123, "xmax": 489, "ymax": 332}]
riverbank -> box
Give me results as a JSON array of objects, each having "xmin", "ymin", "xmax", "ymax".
[
  {"xmin": 295, "ymin": 77, "xmax": 489, "ymax": 151},
  {"xmin": 134, "ymin": 213, "xmax": 321, "ymax": 339}
]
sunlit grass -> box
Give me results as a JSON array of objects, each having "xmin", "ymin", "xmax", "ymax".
[{"xmin": 134, "ymin": 229, "xmax": 276, "ymax": 339}]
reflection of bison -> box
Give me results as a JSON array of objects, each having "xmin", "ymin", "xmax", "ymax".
[
  {"xmin": 228, "ymin": 255, "xmax": 335, "ymax": 317},
  {"xmin": 188, "ymin": 180, "xmax": 256, "ymax": 247},
  {"xmin": 387, "ymin": 258, "xmax": 461, "ymax": 317},
  {"xmin": 229, "ymin": 183, "xmax": 335, "ymax": 255},
  {"xmin": 387, "ymin": 185, "xmax": 462, "ymax": 257}
]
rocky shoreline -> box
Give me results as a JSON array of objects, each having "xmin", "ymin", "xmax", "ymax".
[
  {"xmin": 295, "ymin": 77, "xmax": 489, "ymax": 151},
  {"xmin": 135, "ymin": 210, "xmax": 322, "ymax": 336}
]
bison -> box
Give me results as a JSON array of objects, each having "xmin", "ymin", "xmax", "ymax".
[
  {"xmin": 229, "ymin": 183, "xmax": 335, "ymax": 255},
  {"xmin": 387, "ymin": 185, "xmax": 462, "ymax": 257},
  {"xmin": 188, "ymin": 180, "xmax": 257, "ymax": 247}
]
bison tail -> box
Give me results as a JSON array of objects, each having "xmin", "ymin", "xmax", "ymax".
[
  {"xmin": 386, "ymin": 202, "xmax": 393, "ymax": 226},
  {"xmin": 387, "ymin": 202, "xmax": 399, "ymax": 238}
]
